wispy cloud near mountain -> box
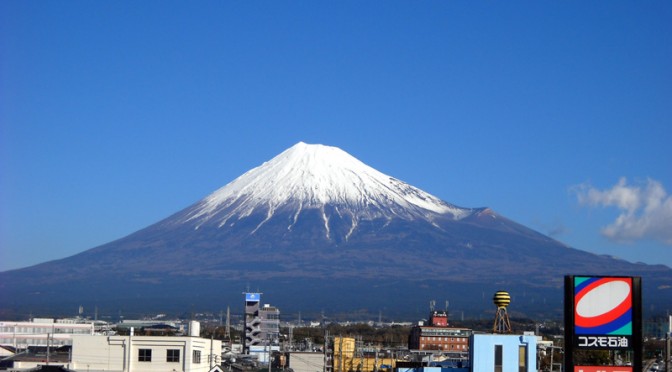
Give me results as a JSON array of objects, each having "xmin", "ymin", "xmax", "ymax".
[{"xmin": 574, "ymin": 177, "xmax": 672, "ymax": 245}]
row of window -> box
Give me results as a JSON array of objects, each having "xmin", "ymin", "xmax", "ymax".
[
  {"xmin": 0, "ymin": 338, "xmax": 69, "ymax": 346},
  {"xmin": 420, "ymin": 344, "xmax": 467, "ymax": 350},
  {"xmin": 0, "ymin": 327, "xmax": 91, "ymax": 334},
  {"xmin": 420, "ymin": 336, "xmax": 467, "ymax": 342},
  {"xmin": 420, "ymin": 329, "xmax": 470, "ymax": 337},
  {"xmin": 137, "ymin": 349, "xmax": 201, "ymax": 364}
]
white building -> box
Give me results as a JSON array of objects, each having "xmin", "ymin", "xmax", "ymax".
[
  {"xmin": 70, "ymin": 334, "xmax": 222, "ymax": 372},
  {"xmin": 0, "ymin": 318, "xmax": 94, "ymax": 348}
]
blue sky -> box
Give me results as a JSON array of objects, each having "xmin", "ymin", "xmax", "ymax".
[{"xmin": 1, "ymin": 1, "xmax": 670, "ymax": 272}]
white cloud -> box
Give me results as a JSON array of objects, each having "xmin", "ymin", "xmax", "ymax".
[{"xmin": 574, "ymin": 177, "xmax": 672, "ymax": 245}]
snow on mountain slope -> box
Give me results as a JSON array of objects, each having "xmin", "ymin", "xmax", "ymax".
[{"xmin": 183, "ymin": 142, "xmax": 474, "ymax": 232}]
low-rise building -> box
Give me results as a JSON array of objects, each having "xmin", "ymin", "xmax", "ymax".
[
  {"xmin": 0, "ymin": 320, "xmax": 221, "ymax": 372},
  {"xmin": 0, "ymin": 319, "xmax": 94, "ymax": 348},
  {"xmin": 330, "ymin": 337, "xmax": 397, "ymax": 372},
  {"xmin": 70, "ymin": 334, "xmax": 222, "ymax": 372},
  {"xmin": 408, "ymin": 311, "xmax": 471, "ymax": 353},
  {"xmin": 0, "ymin": 346, "xmax": 71, "ymax": 371}
]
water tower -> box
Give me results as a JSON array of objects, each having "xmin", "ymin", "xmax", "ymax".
[{"xmin": 492, "ymin": 290, "xmax": 512, "ymax": 333}]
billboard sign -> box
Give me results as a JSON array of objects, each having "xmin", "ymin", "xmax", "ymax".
[
  {"xmin": 245, "ymin": 292, "xmax": 261, "ymax": 302},
  {"xmin": 564, "ymin": 275, "xmax": 642, "ymax": 372},
  {"xmin": 573, "ymin": 276, "xmax": 633, "ymax": 349}
]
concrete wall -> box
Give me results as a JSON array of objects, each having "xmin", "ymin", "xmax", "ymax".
[{"xmin": 288, "ymin": 352, "xmax": 325, "ymax": 372}]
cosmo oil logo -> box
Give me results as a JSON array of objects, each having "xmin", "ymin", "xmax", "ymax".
[{"xmin": 574, "ymin": 276, "xmax": 632, "ymax": 336}]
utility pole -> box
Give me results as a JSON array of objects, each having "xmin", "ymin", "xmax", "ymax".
[
  {"xmin": 339, "ymin": 336, "xmax": 344, "ymax": 372},
  {"xmin": 46, "ymin": 333, "xmax": 50, "ymax": 365},
  {"xmin": 357, "ymin": 336, "xmax": 363, "ymax": 372},
  {"xmin": 374, "ymin": 347, "xmax": 378, "ymax": 372},
  {"xmin": 268, "ymin": 334, "xmax": 272, "ymax": 372},
  {"xmin": 323, "ymin": 330, "xmax": 329, "ymax": 372},
  {"xmin": 666, "ymin": 315, "xmax": 671, "ymax": 372},
  {"xmin": 225, "ymin": 306, "xmax": 231, "ymax": 343}
]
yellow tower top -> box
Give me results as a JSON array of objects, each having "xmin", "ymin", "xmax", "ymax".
[{"xmin": 493, "ymin": 290, "xmax": 511, "ymax": 308}]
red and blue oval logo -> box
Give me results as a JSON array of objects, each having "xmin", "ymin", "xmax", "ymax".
[{"xmin": 574, "ymin": 277, "xmax": 632, "ymax": 335}]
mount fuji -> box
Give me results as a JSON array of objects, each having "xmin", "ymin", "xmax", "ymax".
[{"xmin": 1, "ymin": 142, "xmax": 670, "ymax": 319}]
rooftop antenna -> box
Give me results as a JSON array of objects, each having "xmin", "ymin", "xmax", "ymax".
[{"xmin": 429, "ymin": 300, "xmax": 436, "ymax": 312}]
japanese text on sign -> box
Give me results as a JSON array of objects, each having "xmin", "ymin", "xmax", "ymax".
[{"xmin": 576, "ymin": 336, "xmax": 629, "ymax": 349}]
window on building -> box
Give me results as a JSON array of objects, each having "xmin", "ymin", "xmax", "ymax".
[
  {"xmin": 494, "ymin": 345, "xmax": 503, "ymax": 372},
  {"xmin": 167, "ymin": 349, "xmax": 180, "ymax": 363},
  {"xmin": 139, "ymin": 348, "xmax": 152, "ymax": 362},
  {"xmin": 519, "ymin": 345, "xmax": 527, "ymax": 372},
  {"xmin": 193, "ymin": 350, "xmax": 201, "ymax": 364}
]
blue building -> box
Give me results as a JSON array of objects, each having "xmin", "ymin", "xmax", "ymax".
[{"xmin": 469, "ymin": 334, "xmax": 537, "ymax": 372}]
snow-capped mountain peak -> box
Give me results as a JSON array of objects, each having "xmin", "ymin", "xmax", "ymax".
[{"xmin": 184, "ymin": 142, "xmax": 472, "ymax": 231}]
